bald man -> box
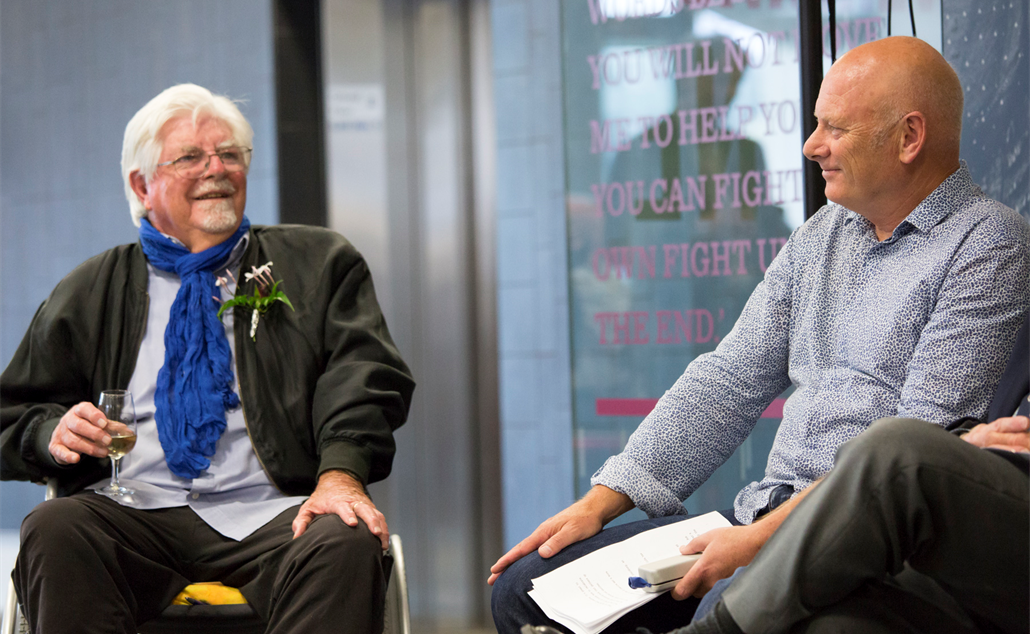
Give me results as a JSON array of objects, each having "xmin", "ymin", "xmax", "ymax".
[{"xmin": 490, "ymin": 37, "xmax": 1030, "ymax": 634}]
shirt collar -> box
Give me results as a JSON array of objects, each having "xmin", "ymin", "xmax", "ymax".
[
  {"xmin": 152, "ymin": 228, "xmax": 250, "ymax": 273},
  {"xmin": 223, "ymin": 233, "xmax": 250, "ymax": 273},
  {"xmin": 900, "ymin": 161, "xmax": 977, "ymax": 233},
  {"xmin": 840, "ymin": 161, "xmax": 978, "ymax": 238}
]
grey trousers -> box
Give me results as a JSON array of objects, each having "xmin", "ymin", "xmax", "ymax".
[
  {"xmin": 13, "ymin": 493, "xmax": 387, "ymax": 634},
  {"xmin": 721, "ymin": 418, "xmax": 1029, "ymax": 634}
]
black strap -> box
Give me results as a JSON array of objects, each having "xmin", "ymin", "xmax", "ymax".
[
  {"xmin": 828, "ymin": 0, "xmax": 836, "ymax": 63},
  {"xmin": 888, "ymin": 0, "xmax": 919, "ymax": 37}
]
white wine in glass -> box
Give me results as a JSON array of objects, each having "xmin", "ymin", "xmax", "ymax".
[
  {"xmin": 95, "ymin": 390, "xmax": 137, "ymax": 499},
  {"xmin": 106, "ymin": 433, "xmax": 137, "ymax": 459}
]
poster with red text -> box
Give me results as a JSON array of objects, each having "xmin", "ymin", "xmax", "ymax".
[{"xmin": 560, "ymin": 0, "xmax": 923, "ymax": 516}]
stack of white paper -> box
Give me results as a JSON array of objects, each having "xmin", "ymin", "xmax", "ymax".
[{"xmin": 527, "ymin": 511, "xmax": 731, "ymax": 634}]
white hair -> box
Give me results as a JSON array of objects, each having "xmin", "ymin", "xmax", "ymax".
[{"xmin": 121, "ymin": 84, "xmax": 254, "ymax": 226}]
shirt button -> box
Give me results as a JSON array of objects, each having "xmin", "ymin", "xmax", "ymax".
[{"xmin": 191, "ymin": 492, "xmax": 200, "ymax": 500}]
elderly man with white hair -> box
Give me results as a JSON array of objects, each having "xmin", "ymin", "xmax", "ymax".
[{"xmin": 1, "ymin": 84, "xmax": 415, "ymax": 634}]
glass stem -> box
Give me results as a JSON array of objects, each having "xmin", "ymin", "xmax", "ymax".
[{"xmin": 111, "ymin": 457, "xmax": 121, "ymax": 487}]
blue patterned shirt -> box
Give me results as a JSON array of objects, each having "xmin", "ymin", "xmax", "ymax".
[{"xmin": 592, "ymin": 163, "xmax": 1030, "ymax": 524}]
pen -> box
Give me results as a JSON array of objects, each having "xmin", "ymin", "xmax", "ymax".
[{"xmin": 627, "ymin": 577, "xmax": 680, "ymax": 592}]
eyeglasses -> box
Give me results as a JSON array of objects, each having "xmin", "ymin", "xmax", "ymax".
[{"xmin": 156, "ymin": 146, "xmax": 252, "ymax": 178}]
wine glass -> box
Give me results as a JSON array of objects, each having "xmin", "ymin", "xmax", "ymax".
[{"xmin": 95, "ymin": 390, "xmax": 137, "ymax": 499}]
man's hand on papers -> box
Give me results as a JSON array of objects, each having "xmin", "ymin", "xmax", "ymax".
[
  {"xmin": 486, "ymin": 506, "xmax": 603, "ymax": 586},
  {"xmin": 50, "ymin": 402, "xmax": 113, "ymax": 465},
  {"xmin": 487, "ymin": 485, "xmax": 634, "ymax": 586},
  {"xmin": 292, "ymin": 469, "xmax": 390, "ymax": 549},
  {"xmin": 671, "ymin": 523, "xmax": 770, "ymax": 599},
  {"xmin": 526, "ymin": 512, "xmax": 731, "ymax": 634},
  {"xmin": 670, "ymin": 480, "xmax": 821, "ymax": 600},
  {"xmin": 962, "ymin": 416, "xmax": 1030, "ymax": 453}
]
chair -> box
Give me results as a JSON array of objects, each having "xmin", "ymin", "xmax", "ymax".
[{"xmin": 2, "ymin": 480, "xmax": 411, "ymax": 634}]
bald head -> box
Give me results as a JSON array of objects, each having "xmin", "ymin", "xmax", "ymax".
[
  {"xmin": 831, "ymin": 36, "xmax": 963, "ymax": 161},
  {"xmin": 804, "ymin": 37, "xmax": 965, "ymax": 235}
]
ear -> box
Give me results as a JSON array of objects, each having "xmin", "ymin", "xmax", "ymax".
[
  {"xmin": 129, "ymin": 170, "xmax": 153, "ymax": 211},
  {"xmin": 897, "ymin": 111, "xmax": 926, "ymax": 165}
]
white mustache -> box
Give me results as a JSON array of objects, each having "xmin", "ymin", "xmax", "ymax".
[{"xmin": 192, "ymin": 179, "xmax": 236, "ymax": 197}]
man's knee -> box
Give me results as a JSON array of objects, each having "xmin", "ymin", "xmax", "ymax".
[
  {"xmin": 491, "ymin": 553, "xmax": 547, "ymax": 631},
  {"xmin": 16, "ymin": 496, "xmax": 111, "ymax": 610},
  {"xmin": 306, "ymin": 513, "xmax": 381, "ymax": 548},
  {"xmin": 290, "ymin": 514, "xmax": 384, "ymax": 577},
  {"xmin": 837, "ymin": 417, "xmax": 947, "ymax": 470},
  {"xmin": 865, "ymin": 417, "xmax": 943, "ymax": 444},
  {"xmin": 491, "ymin": 552, "xmax": 537, "ymax": 605},
  {"xmin": 20, "ymin": 496, "xmax": 98, "ymax": 550}
]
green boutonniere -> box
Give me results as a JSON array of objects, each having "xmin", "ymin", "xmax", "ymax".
[{"xmin": 215, "ymin": 261, "xmax": 295, "ymax": 340}]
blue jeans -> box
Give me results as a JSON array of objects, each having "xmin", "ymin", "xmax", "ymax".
[
  {"xmin": 491, "ymin": 511, "xmax": 739, "ymax": 634},
  {"xmin": 692, "ymin": 567, "xmax": 746, "ymax": 622}
]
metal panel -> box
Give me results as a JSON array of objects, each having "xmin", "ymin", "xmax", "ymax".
[
  {"xmin": 275, "ymin": 0, "xmax": 328, "ymax": 226},
  {"xmin": 321, "ymin": 0, "xmax": 500, "ymax": 627}
]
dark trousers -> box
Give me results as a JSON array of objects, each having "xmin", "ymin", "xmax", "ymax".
[
  {"xmin": 13, "ymin": 493, "xmax": 387, "ymax": 634},
  {"xmin": 720, "ymin": 418, "xmax": 1029, "ymax": 634},
  {"xmin": 490, "ymin": 510, "xmax": 740, "ymax": 634}
]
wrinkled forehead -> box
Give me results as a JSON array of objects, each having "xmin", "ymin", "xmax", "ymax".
[
  {"xmin": 816, "ymin": 61, "xmax": 886, "ymax": 120},
  {"xmin": 157, "ymin": 114, "xmax": 236, "ymax": 153}
]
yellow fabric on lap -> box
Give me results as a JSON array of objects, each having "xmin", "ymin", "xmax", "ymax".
[{"xmin": 172, "ymin": 582, "xmax": 248, "ymax": 606}]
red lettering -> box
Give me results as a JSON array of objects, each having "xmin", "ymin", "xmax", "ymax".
[
  {"xmin": 631, "ymin": 311, "xmax": 649, "ymax": 344},
  {"xmin": 674, "ymin": 310, "xmax": 693, "ymax": 343},
  {"xmin": 691, "ymin": 242, "xmax": 710, "ymax": 277},
  {"xmin": 662, "ymin": 244, "xmax": 679, "ymax": 278},
  {"xmin": 657, "ymin": 310, "xmax": 676, "ymax": 343},
  {"xmin": 627, "ymin": 181, "xmax": 645, "ymax": 216},
  {"xmin": 695, "ymin": 308, "xmax": 714, "ymax": 343},
  {"xmin": 634, "ymin": 246, "xmax": 656, "ymax": 279},
  {"xmin": 710, "ymin": 241, "xmax": 732, "ymax": 276},
  {"xmin": 651, "ymin": 178, "xmax": 669, "ymax": 214}
]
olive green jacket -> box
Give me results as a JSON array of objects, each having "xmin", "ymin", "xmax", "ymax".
[{"xmin": 1, "ymin": 224, "xmax": 415, "ymax": 497}]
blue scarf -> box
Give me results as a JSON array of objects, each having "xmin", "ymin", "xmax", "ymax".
[{"xmin": 138, "ymin": 217, "xmax": 250, "ymax": 478}]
